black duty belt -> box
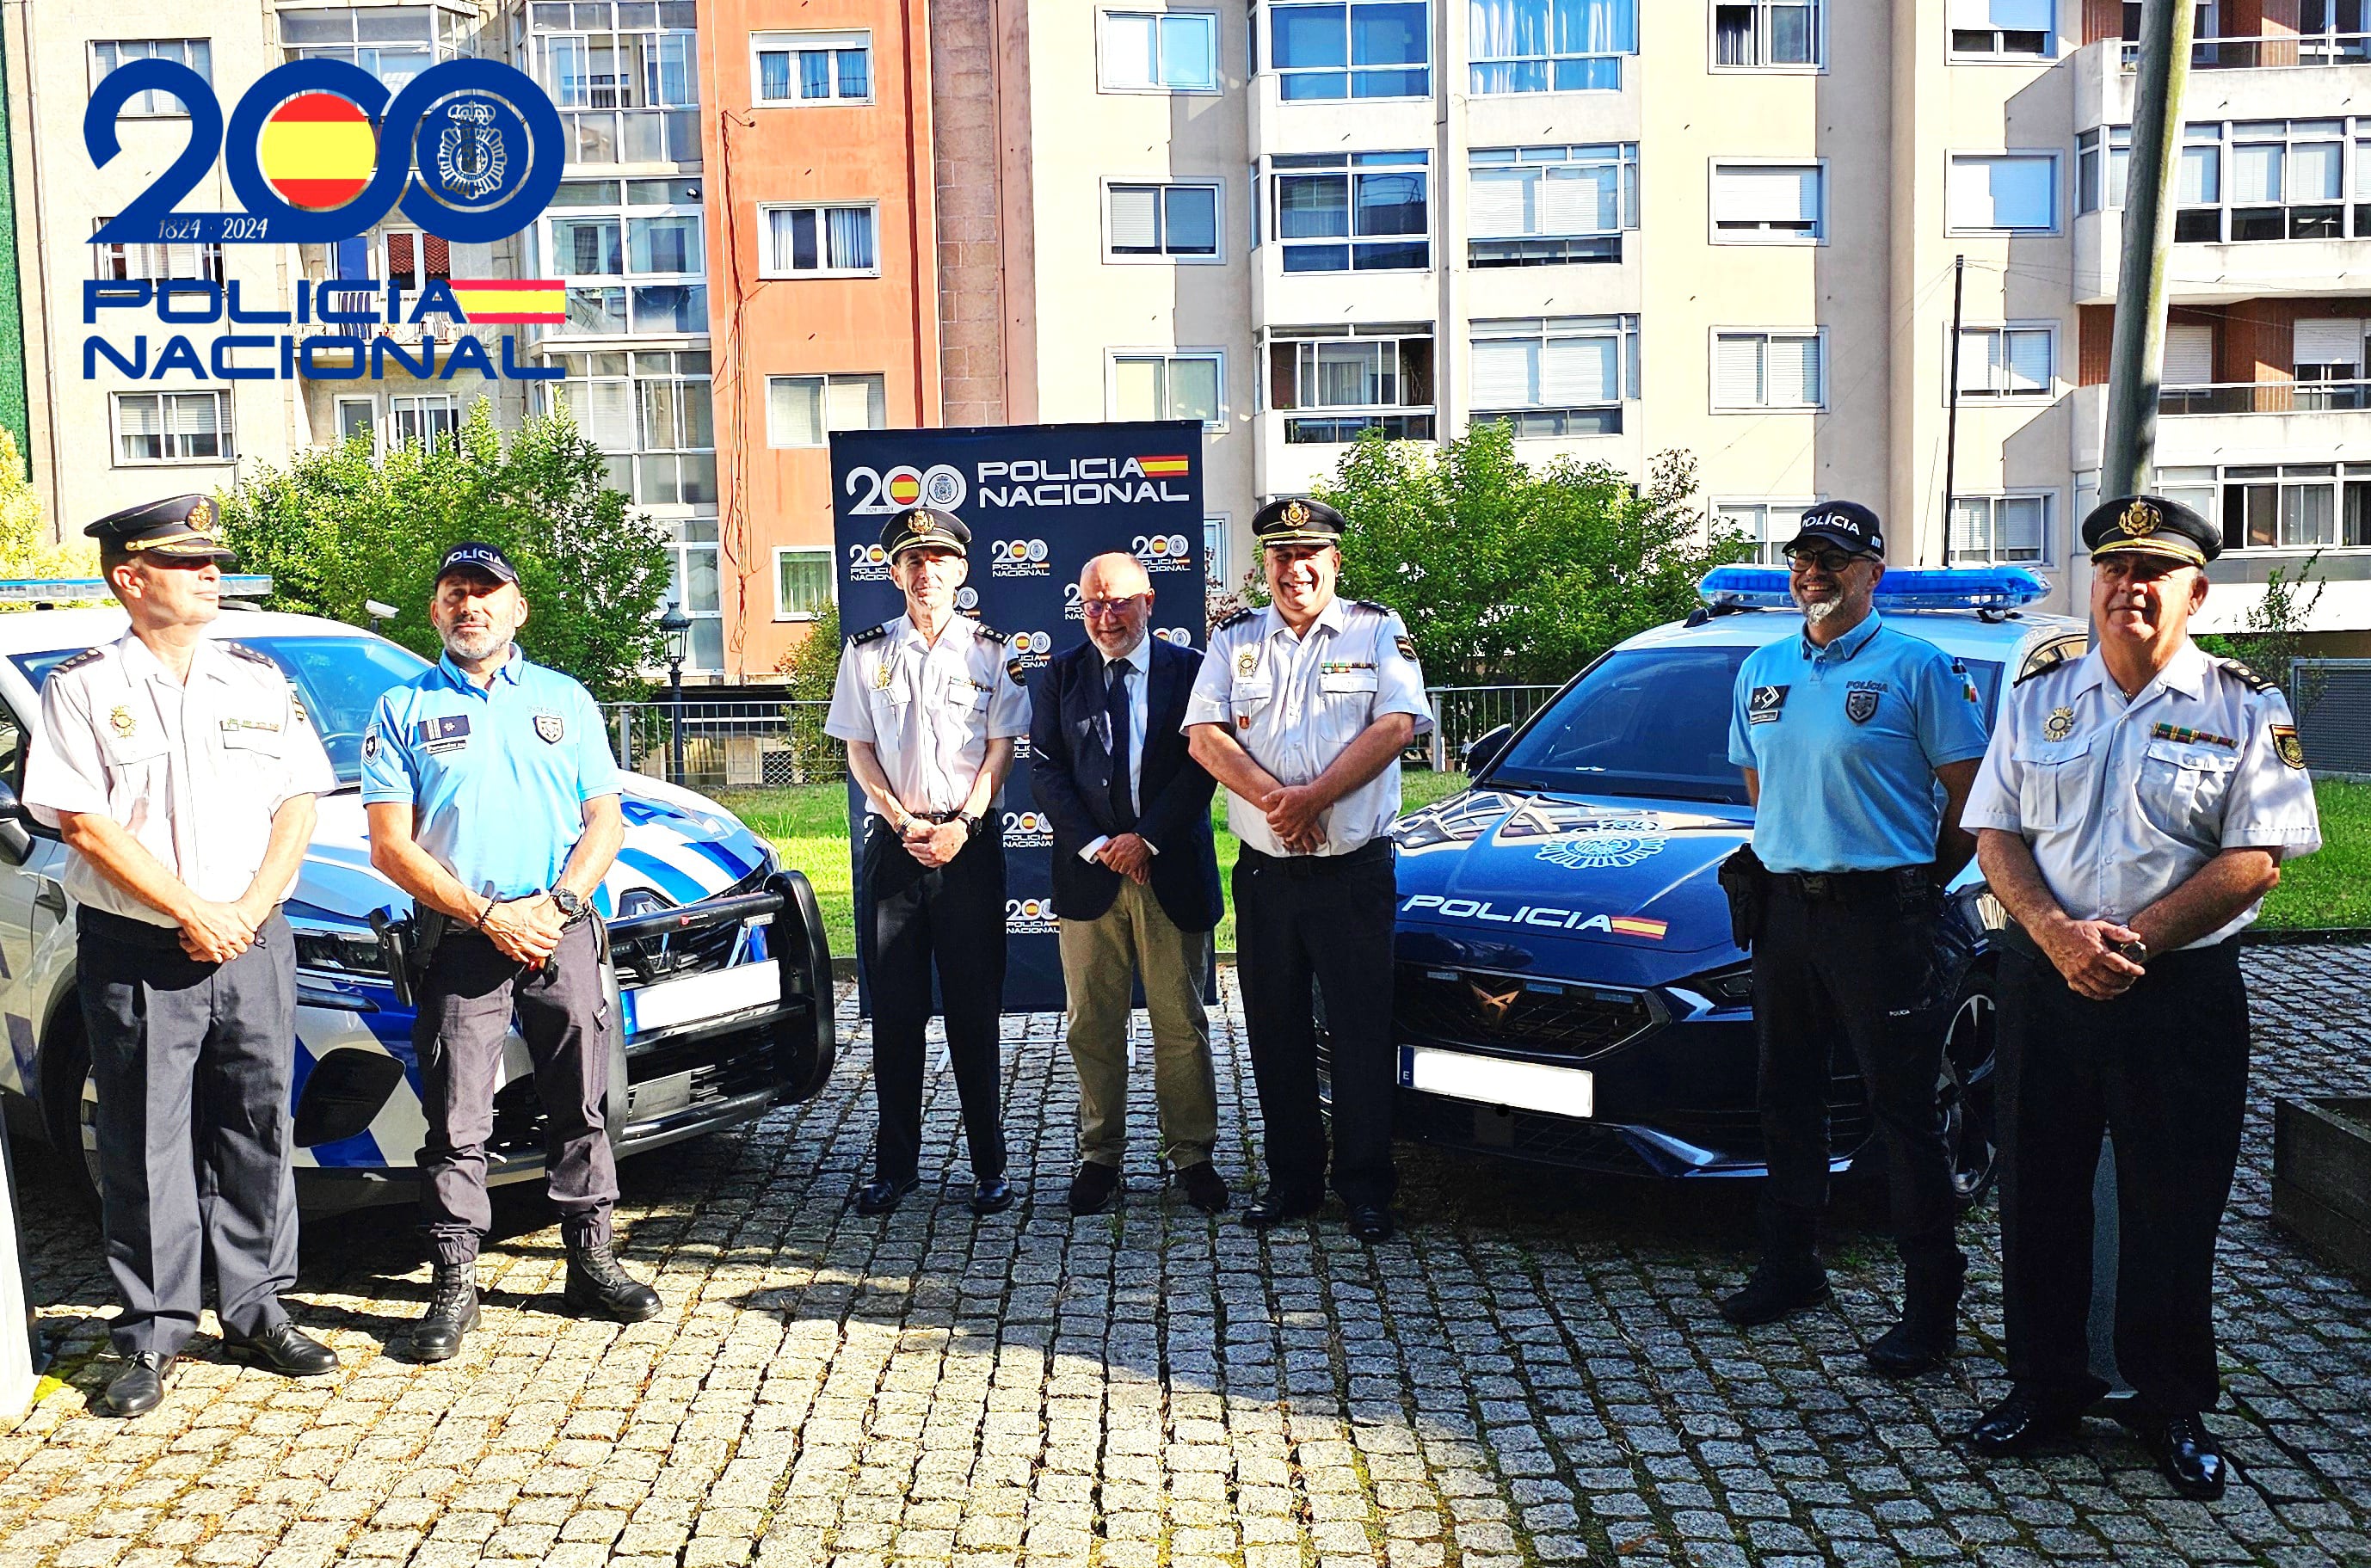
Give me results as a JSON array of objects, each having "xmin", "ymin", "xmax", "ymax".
[
  {"xmin": 77, "ymin": 905, "xmax": 194, "ymax": 949},
  {"xmin": 1767, "ymin": 864, "xmax": 1934, "ymax": 902},
  {"xmin": 1238, "ymin": 839, "xmax": 1393, "ymax": 876}
]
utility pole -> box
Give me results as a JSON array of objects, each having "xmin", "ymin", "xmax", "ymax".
[
  {"xmin": 2102, "ymin": 0, "xmax": 2199, "ymax": 497},
  {"xmin": 1943, "ymin": 255, "xmax": 1966, "ymax": 565}
]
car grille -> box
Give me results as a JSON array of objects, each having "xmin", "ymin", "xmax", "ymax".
[
  {"xmin": 1656, "ymin": 1075, "xmax": 1873, "ymax": 1154},
  {"xmin": 1398, "ymin": 1093, "xmax": 1654, "ymax": 1174},
  {"xmin": 1394, "ymin": 964, "xmax": 1660, "ymax": 1061},
  {"xmin": 609, "ymin": 862, "xmax": 770, "ymax": 987}
]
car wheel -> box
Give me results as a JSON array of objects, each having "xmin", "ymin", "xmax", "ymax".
[
  {"xmin": 1937, "ymin": 967, "xmax": 1999, "ymax": 1208},
  {"xmin": 39, "ymin": 1017, "xmax": 102, "ymax": 1215}
]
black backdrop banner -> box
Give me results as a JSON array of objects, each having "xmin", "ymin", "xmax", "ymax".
[{"xmin": 829, "ymin": 420, "xmax": 1207, "ymax": 1015}]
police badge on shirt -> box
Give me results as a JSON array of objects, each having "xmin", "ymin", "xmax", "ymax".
[{"xmin": 535, "ymin": 710, "xmax": 566, "ymax": 744}]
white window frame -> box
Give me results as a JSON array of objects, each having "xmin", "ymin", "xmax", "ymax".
[
  {"xmin": 773, "ymin": 545, "xmax": 837, "ymax": 621},
  {"xmin": 1269, "ymin": 0, "xmax": 1433, "ymax": 101},
  {"xmin": 1946, "ymin": 0, "xmax": 2057, "ymax": 61},
  {"xmin": 757, "ymin": 202, "xmax": 883, "ymax": 279},
  {"xmin": 539, "ymin": 349, "xmax": 717, "ymax": 508},
  {"xmin": 763, "ymin": 373, "xmax": 889, "ymax": 447},
  {"xmin": 1709, "ymin": 1, "xmax": 1825, "ymax": 72},
  {"xmin": 1102, "ymin": 180, "xmax": 1226, "ymax": 262},
  {"xmin": 1711, "ymin": 499, "xmax": 1818, "ymax": 564},
  {"xmin": 750, "ymin": 29, "xmax": 874, "ymax": 106},
  {"xmin": 1204, "ymin": 513, "xmax": 1229, "ymax": 587},
  {"xmin": 1097, "ymin": 9, "xmax": 1222, "ymax": 94},
  {"xmin": 1106, "ymin": 349, "xmax": 1228, "ymax": 428},
  {"xmin": 89, "ymin": 39, "xmax": 212, "ymax": 117},
  {"xmin": 333, "ymin": 395, "xmax": 379, "ymax": 455},
  {"xmin": 1949, "ymin": 323, "xmax": 2057, "ymax": 400},
  {"xmin": 1467, "ymin": 144, "xmax": 1638, "ymax": 267},
  {"xmin": 1946, "ymin": 151, "xmax": 2062, "ymax": 236},
  {"xmin": 1266, "ymin": 151, "xmax": 1432, "ymax": 273},
  {"xmin": 540, "ymin": 179, "xmax": 707, "ymax": 340},
  {"xmin": 91, "ymin": 218, "xmax": 225, "ymax": 285},
  {"xmin": 389, "ymin": 394, "xmax": 461, "ymax": 451},
  {"xmin": 110, "ymin": 390, "xmax": 232, "ymax": 465},
  {"xmin": 1469, "ymin": 315, "xmax": 1639, "ymax": 434},
  {"xmin": 1711, "ymin": 329, "xmax": 1827, "ymax": 411},
  {"xmin": 1709, "ymin": 159, "xmax": 1827, "ymax": 244},
  {"xmin": 1468, "ymin": 0, "xmax": 1637, "ymax": 94},
  {"xmin": 1948, "ymin": 490, "xmax": 2054, "ymax": 566}
]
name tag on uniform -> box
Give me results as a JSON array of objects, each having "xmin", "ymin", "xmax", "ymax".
[
  {"xmin": 220, "ymin": 716, "xmax": 282, "ymax": 735},
  {"xmin": 415, "ymin": 714, "xmax": 472, "ymax": 753}
]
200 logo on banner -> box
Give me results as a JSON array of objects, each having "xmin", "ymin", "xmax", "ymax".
[
  {"xmin": 86, "ymin": 57, "xmax": 562, "ymax": 246},
  {"xmin": 845, "ymin": 464, "xmax": 969, "ymax": 516}
]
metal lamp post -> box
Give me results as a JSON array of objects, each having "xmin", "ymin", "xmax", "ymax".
[{"xmin": 659, "ymin": 600, "xmax": 691, "ymax": 784}]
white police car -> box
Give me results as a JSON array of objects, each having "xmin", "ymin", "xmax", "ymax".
[
  {"xmin": 0, "ymin": 583, "xmax": 834, "ymax": 1212},
  {"xmin": 1385, "ymin": 567, "xmax": 2085, "ymax": 1199}
]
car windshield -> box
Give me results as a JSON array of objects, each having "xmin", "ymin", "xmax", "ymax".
[
  {"xmin": 1485, "ymin": 639, "xmax": 2005, "ymax": 806},
  {"xmin": 12, "ymin": 633, "xmax": 432, "ymax": 787}
]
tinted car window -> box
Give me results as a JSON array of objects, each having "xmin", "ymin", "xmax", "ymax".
[{"xmin": 1488, "ymin": 645, "xmax": 1754, "ymax": 804}]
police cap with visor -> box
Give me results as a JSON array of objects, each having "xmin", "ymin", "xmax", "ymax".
[
  {"xmin": 1251, "ymin": 496, "xmax": 1346, "ymax": 549},
  {"xmin": 435, "ymin": 540, "xmax": 521, "ymax": 585},
  {"xmin": 2082, "ymin": 494, "xmax": 2220, "ymax": 568},
  {"xmin": 85, "ymin": 494, "xmax": 237, "ymax": 563},
  {"xmin": 1784, "ymin": 500, "xmax": 1884, "ymax": 559},
  {"xmin": 881, "ymin": 507, "xmax": 970, "ymax": 561}
]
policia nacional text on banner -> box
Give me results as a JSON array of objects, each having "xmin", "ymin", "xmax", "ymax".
[{"xmin": 830, "ymin": 421, "xmax": 1208, "ymax": 1016}]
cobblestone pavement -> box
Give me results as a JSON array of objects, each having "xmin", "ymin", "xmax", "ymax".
[{"xmin": 3, "ymin": 947, "xmax": 2368, "ymax": 1568}]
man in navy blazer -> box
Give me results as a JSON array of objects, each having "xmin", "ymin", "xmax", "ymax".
[{"xmin": 1031, "ymin": 551, "xmax": 1227, "ymax": 1215}]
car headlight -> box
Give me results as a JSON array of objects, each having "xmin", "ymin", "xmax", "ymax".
[
  {"xmin": 293, "ymin": 928, "xmax": 387, "ymax": 975},
  {"xmin": 1680, "ymin": 962, "xmax": 1755, "ymax": 1005}
]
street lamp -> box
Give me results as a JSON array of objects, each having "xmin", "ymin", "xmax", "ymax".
[{"xmin": 659, "ymin": 600, "xmax": 691, "ymax": 784}]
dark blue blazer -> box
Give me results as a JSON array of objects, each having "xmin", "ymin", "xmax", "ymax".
[{"xmin": 1028, "ymin": 636, "xmax": 1222, "ymax": 930}]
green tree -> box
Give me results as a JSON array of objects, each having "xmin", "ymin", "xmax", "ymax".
[
  {"xmin": 2198, "ymin": 550, "xmax": 2330, "ymax": 716},
  {"xmin": 1314, "ymin": 422, "xmax": 1747, "ymax": 684},
  {"xmin": 0, "ymin": 429, "xmax": 99, "ymax": 607},
  {"xmin": 774, "ymin": 602, "xmax": 842, "ymax": 780},
  {"xmin": 218, "ymin": 398, "xmax": 673, "ymax": 698}
]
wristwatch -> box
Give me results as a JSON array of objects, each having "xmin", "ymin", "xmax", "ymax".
[
  {"xmin": 2114, "ymin": 936, "xmax": 2149, "ymax": 965},
  {"xmin": 958, "ymin": 809, "xmax": 985, "ymax": 839},
  {"xmin": 551, "ymin": 887, "xmax": 585, "ymax": 922}
]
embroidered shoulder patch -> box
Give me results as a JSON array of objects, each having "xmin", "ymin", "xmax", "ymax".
[
  {"xmin": 2271, "ymin": 723, "xmax": 2306, "ymax": 769},
  {"xmin": 1007, "ymin": 658, "xmax": 1026, "ymax": 686}
]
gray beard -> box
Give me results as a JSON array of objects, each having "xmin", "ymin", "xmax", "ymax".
[
  {"xmin": 1799, "ymin": 595, "xmax": 1840, "ymax": 625},
  {"xmin": 440, "ymin": 626, "xmax": 514, "ymax": 664}
]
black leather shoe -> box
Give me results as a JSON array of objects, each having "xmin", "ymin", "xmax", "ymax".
[
  {"xmin": 1717, "ymin": 1257, "xmax": 1831, "ymax": 1326},
  {"xmin": 564, "ymin": 1241, "xmax": 662, "ymax": 1322},
  {"xmin": 223, "ymin": 1321, "xmax": 340, "ymax": 1377},
  {"xmin": 405, "ymin": 1261, "xmax": 479, "ymax": 1362},
  {"xmin": 1068, "ymin": 1163, "xmax": 1121, "ymax": 1214},
  {"xmin": 1346, "ymin": 1204, "xmax": 1397, "ymax": 1243},
  {"xmin": 1241, "ymin": 1190, "xmax": 1321, "ymax": 1229},
  {"xmin": 970, "ymin": 1175, "xmax": 1016, "ymax": 1215},
  {"xmin": 102, "ymin": 1351, "xmax": 176, "ymax": 1417},
  {"xmin": 1967, "ymin": 1385, "xmax": 2092, "ymax": 1456},
  {"xmin": 855, "ymin": 1175, "xmax": 920, "ymax": 1214},
  {"xmin": 1176, "ymin": 1162, "xmax": 1231, "ymax": 1214},
  {"xmin": 2119, "ymin": 1410, "xmax": 2228, "ymax": 1500}
]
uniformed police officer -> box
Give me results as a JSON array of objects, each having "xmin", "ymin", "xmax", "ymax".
[
  {"xmin": 362, "ymin": 542, "xmax": 661, "ymax": 1362},
  {"xmin": 825, "ymin": 507, "xmax": 1030, "ymax": 1217},
  {"xmin": 1719, "ymin": 501, "xmax": 1992, "ymax": 1375},
  {"xmin": 1961, "ymin": 495, "xmax": 2320, "ymax": 1498},
  {"xmin": 1184, "ymin": 498, "xmax": 1432, "ymax": 1243},
  {"xmin": 21, "ymin": 495, "xmax": 342, "ymax": 1416}
]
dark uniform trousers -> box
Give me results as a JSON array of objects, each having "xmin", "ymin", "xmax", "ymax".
[
  {"xmin": 1234, "ymin": 841, "xmax": 1397, "ymax": 1209},
  {"xmin": 78, "ymin": 906, "xmax": 300, "ymax": 1357},
  {"xmin": 1997, "ymin": 937, "xmax": 2249, "ymax": 1414},
  {"xmin": 862, "ymin": 817, "xmax": 1008, "ymax": 1184},
  {"xmin": 415, "ymin": 918, "xmax": 616, "ymax": 1264},
  {"xmin": 1752, "ymin": 874, "xmax": 1961, "ymax": 1276}
]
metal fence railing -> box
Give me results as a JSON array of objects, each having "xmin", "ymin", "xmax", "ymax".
[
  {"xmin": 2292, "ymin": 659, "xmax": 2371, "ymax": 777},
  {"xmin": 606, "ymin": 684, "xmax": 1569, "ymax": 793},
  {"xmin": 602, "ymin": 699, "xmax": 841, "ymax": 791}
]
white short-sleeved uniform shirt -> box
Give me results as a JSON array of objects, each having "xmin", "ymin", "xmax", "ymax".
[
  {"xmin": 1961, "ymin": 641, "xmax": 2322, "ymax": 948},
  {"xmin": 22, "ymin": 633, "xmax": 338, "ymax": 927},
  {"xmin": 1183, "ymin": 597, "xmax": 1434, "ymax": 857},
  {"xmin": 824, "ymin": 612, "xmax": 1031, "ymax": 821}
]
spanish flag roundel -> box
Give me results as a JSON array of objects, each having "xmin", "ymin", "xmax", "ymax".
[{"xmin": 257, "ymin": 93, "xmax": 377, "ymax": 211}]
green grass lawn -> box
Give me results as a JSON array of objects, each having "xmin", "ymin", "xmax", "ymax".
[{"xmin": 718, "ymin": 772, "xmax": 2369, "ymax": 956}]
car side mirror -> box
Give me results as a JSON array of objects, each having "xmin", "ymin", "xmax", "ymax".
[
  {"xmin": 1463, "ymin": 723, "xmax": 1514, "ymax": 778},
  {"xmin": 0, "ymin": 781, "xmax": 30, "ymax": 865}
]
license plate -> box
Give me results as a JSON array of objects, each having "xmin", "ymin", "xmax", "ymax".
[
  {"xmin": 623, "ymin": 961, "xmax": 781, "ymax": 1036},
  {"xmin": 626, "ymin": 1069, "xmax": 693, "ymax": 1120},
  {"xmin": 1403, "ymin": 1046, "xmax": 1593, "ymax": 1118}
]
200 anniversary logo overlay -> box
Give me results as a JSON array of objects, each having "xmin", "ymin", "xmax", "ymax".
[{"xmin": 82, "ymin": 57, "xmax": 567, "ymax": 384}]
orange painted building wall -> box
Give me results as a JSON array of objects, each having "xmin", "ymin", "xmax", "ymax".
[{"xmin": 699, "ymin": 0, "xmax": 943, "ymax": 681}]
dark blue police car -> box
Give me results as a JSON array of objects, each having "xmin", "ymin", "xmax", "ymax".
[{"xmin": 1381, "ymin": 567, "xmax": 2085, "ymax": 1196}]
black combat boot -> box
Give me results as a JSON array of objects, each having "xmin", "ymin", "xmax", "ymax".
[
  {"xmin": 405, "ymin": 1260, "xmax": 479, "ymax": 1362},
  {"xmin": 563, "ymin": 1240, "xmax": 662, "ymax": 1322},
  {"xmin": 1866, "ymin": 1251, "xmax": 1965, "ymax": 1377}
]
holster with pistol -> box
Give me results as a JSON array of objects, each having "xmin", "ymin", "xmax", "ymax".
[{"xmin": 1715, "ymin": 843, "xmax": 1769, "ymax": 951}]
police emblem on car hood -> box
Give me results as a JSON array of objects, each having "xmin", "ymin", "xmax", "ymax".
[{"xmin": 534, "ymin": 710, "xmax": 565, "ymax": 743}]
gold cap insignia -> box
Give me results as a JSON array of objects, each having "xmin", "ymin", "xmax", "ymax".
[
  {"xmin": 1236, "ymin": 649, "xmax": 1258, "ymax": 676},
  {"xmin": 109, "ymin": 704, "xmax": 136, "ymax": 737},
  {"xmin": 2120, "ymin": 499, "xmax": 2159, "ymax": 538},
  {"xmin": 1282, "ymin": 500, "xmax": 1309, "ymax": 526},
  {"xmin": 873, "ymin": 662, "xmax": 893, "ymax": 690}
]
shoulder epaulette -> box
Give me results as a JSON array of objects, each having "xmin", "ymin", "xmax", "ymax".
[
  {"xmin": 972, "ymin": 622, "xmax": 1011, "ymax": 643},
  {"xmin": 2013, "ymin": 647, "xmax": 2077, "ymax": 687},
  {"xmin": 2215, "ymin": 656, "xmax": 2278, "ymax": 693},
  {"xmin": 1350, "ymin": 598, "xmax": 1392, "ymax": 615},
  {"xmin": 52, "ymin": 647, "xmax": 106, "ymax": 675},
  {"xmin": 849, "ymin": 622, "xmax": 891, "ymax": 647},
  {"xmin": 1215, "ymin": 606, "xmax": 1258, "ymax": 630},
  {"xmin": 219, "ymin": 641, "xmax": 278, "ymax": 668}
]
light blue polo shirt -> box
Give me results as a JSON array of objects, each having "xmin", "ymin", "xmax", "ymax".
[
  {"xmin": 1727, "ymin": 612, "xmax": 1992, "ymax": 874},
  {"xmin": 360, "ymin": 648, "xmax": 620, "ymax": 900}
]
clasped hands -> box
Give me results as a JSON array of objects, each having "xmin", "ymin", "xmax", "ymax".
[
  {"xmin": 900, "ymin": 811, "xmax": 970, "ymax": 870},
  {"xmin": 1258, "ymin": 783, "xmax": 1327, "ymax": 856},
  {"xmin": 2038, "ymin": 914, "xmax": 2148, "ymax": 1001},
  {"xmin": 175, "ymin": 895, "xmax": 274, "ymax": 964},
  {"xmin": 479, "ymin": 893, "xmax": 567, "ymax": 966}
]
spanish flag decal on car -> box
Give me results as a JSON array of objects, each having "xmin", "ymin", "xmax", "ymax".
[{"xmin": 1608, "ymin": 916, "xmax": 1667, "ymax": 940}]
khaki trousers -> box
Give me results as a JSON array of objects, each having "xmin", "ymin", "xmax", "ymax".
[{"xmin": 1057, "ymin": 876, "xmax": 1217, "ymax": 1170}]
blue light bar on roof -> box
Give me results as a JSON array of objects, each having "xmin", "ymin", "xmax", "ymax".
[
  {"xmin": 0, "ymin": 575, "xmax": 274, "ymax": 604},
  {"xmin": 1697, "ymin": 565, "xmax": 2048, "ymax": 612}
]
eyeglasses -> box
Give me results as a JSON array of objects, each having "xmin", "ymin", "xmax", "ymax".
[
  {"xmin": 1081, "ymin": 594, "xmax": 1146, "ymax": 618},
  {"xmin": 1784, "ymin": 546, "xmax": 1867, "ymax": 574}
]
